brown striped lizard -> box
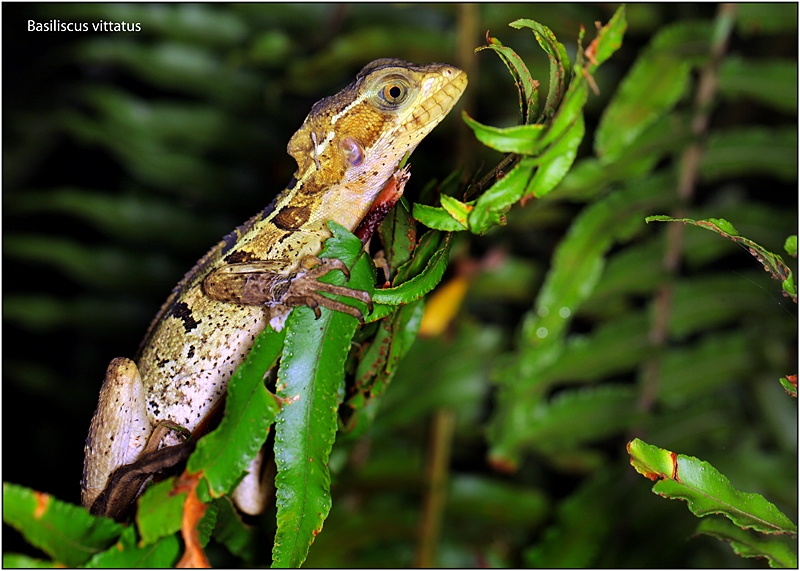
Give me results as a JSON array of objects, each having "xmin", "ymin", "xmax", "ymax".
[{"xmin": 81, "ymin": 59, "xmax": 467, "ymax": 519}]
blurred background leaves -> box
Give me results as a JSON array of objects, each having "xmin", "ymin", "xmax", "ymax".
[{"xmin": 3, "ymin": 3, "xmax": 796, "ymax": 567}]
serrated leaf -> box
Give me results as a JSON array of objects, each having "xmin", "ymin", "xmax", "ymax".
[
  {"xmin": 628, "ymin": 439, "xmax": 798, "ymax": 535},
  {"xmin": 528, "ymin": 114, "xmax": 585, "ymax": 198},
  {"xmin": 187, "ymin": 326, "xmax": 284, "ymax": 498},
  {"xmin": 468, "ymin": 158, "xmax": 537, "ymax": 233},
  {"xmin": 476, "ymin": 36, "xmax": 539, "ymax": 124},
  {"xmin": 718, "ymin": 57, "xmax": 797, "ymax": 114},
  {"xmin": 696, "ymin": 517, "xmax": 798, "ymax": 568},
  {"xmin": 439, "ymin": 194, "xmax": 472, "ymax": 228},
  {"xmin": 85, "ymin": 526, "xmax": 180, "ymax": 568},
  {"xmin": 584, "ymin": 5, "xmax": 627, "ymax": 71},
  {"xmin": 377, "ymin": 197, "xmax": 416, "ymax": 272},
  {"xmin": 509, "ymin": 19, "xmax": 571, "ymax": 121},
  {"xmin": 2, "ymin": 483, "xmax": 123, "ymax": 567},
  {"xmin": 211, "ymin": 498, "xmax": 257, "ymax": 563},
  {"xmin": 525, "ymin": 385, "xmax": 642, "ymax": 452},
  {"xmin": 369, "ymin": 233, "xmax": 452, "ymax": 309},
  {"xmin": 462, "ymin": 112, "xmax": 546, "ymax": 155},
  {"xmin": 271, "ymin": 222, "xmax": 370, "ymax": 568},
  {"xmin": 136, "ymin": 478, "xmax": 186, "ymax": 546},
  {"xmin": 646, "ymin": 215, "xmax": 797, "ymax": 302},
  {"xmin": 412, "ymin": 203, "xmax": 468, "ymax": 232},
  {"xmin": 524, "ymin": 472, "xmax": 618, "ymax": 567},
  {"xmin": 596, "ymin": 21, "xmax": 711, "ymax": 162},
  {"xmin": 700, "ymin": 127, "xmax": 797, "ymax": 182},
  {"xmin": 3, "ymin": 235, "xmax": 174, "ymax": 291},
  {"xmin": 6, "ymin": 188, "xmax": 224, "ymax": 248}
]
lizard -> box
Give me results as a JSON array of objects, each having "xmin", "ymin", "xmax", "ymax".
[{"xmin": 81, "ymin": 58, "xmax": 467, "ymax": 519}]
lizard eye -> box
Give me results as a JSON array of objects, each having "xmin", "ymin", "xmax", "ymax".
[
  {"xmin": 380, "ymin": 82, "xmax": 407, "ymax": 104},
  {"xmin": 366, "ymin": 71, "xmax": 417, "ymax": 111}
]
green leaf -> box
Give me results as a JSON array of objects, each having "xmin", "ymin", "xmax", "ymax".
[
  {"xmin": 412, "ymin": 203, "xmax": 468, "ymax": 232},
  {"xmin": 696, "ymin": 517, "xmax": 798, "ymax": 568},
  {"xmin": 488, "ymin": 177, "xmax": 675, "ymax": 468},
  {"xmin": 525, "ymin": 385, "xmax": 642, "ymax": 452},
  {"xmin": 271, "ymin": 222, "xmax": 369, "ymax": 568},
  {"xmin": 700, "ymin": 127, "xmax": 797, "ymax": 182},
  {"xmin": 628, "ymin": 439, "xmax": 798, "ymax": 535},
  {"xmin": 468, "ymin": 158, "xmax": 536, "ymax": 233},
  {"xmin": 6, "ymin": 188, "xmax": 225, "ymax": 248},
  {"xmin": 187, "ymin": 326, "xmax": 284, "ymax": 498},
  {"xmin": 2, "ymin": 554, "xmax": 59, "ymax": 568},
  {"xmin": 369, "ymin": 299, "xmax": 425, "ymax": 399},
  {"xmin": 476, "ymin": 36, "xmax": 539, "ymax": 124},
  {"xmin": 211, "ymin": 498, "xmax": 257, "ymax": 563},
  {"xmin": 524, "ymin": 472, "xmax": 618, "ymax": 567},
  {"xmin": 779, "ymin": 376, "xmax": 797, "ymax": 398},
  {"xmin": 377, "ymin": 197, "xmax": 417, "ymax": 272},
  {"xmin": 585, "ymin": 5, "xmax": 627, "ymax": 70},
  {"xmin": 523, "ymin": 177, "xmax": 673, "ymax": 346},
  {"xmin": 646, "ymin": 215, "xmax": 797, "ymax": 302},
  {"xmin": 668, "ymin": 273, "xmax": 782, "ymax": 338},
  {"xmin": 85, "ymin": 526, "xmax": 180, "ymax": 568},
  {"xmin": 528, "ymin": 113, "xmax": 585, "ymax": 198},
  {"xmin": 657, "ymin": 332, "xmax": 753, "ymax": 406},
  {"xmin": 135, "ymin": 478, "xmax": 186, "ymax": 546},
  {"xmin": 462, "ymin": 112, "xmax": 546, "ymax": 155},
  {"xmin": 439, "ymin": 195, "xmax": 472, "ymax": 229},
  {"xmin": 785, "ymin": 235, "xmax": 797, "ymax": 257},
  {"xmin": 509, "ymin": 19, "xmax": 571, "ymax": 121},
  {"xmin": 718, "ymin": 57, "xmax": 797, "ymax": 114},
  {"xmin": 737, "ymin": 3, "xmax": 799, "ymax": 36},
  {"xmin": 595, "ymin": 21, "xmax": 711, "ymax": 162},
  {"xmin": 2, "ymin": 483, "xmax": 123, "ymax": 567},
  {"xmin": 448, "ymin": 475, "xmax": 548, "ymax": 527},
  {"xmin": 538, "ymin": 314, "xmax": 651, "ymax": 386},
  {"xmin": 3, "ymin": 295, "xmax": 147, "ymax": 332},
  {"xmin": 3, "ymin": 235, "xmax": 174, "ymax": 291},
  {"xmin": 75, "ymin": 40, "xmax": 261, "ymax": 107},
  {"xmin": 369, "ymin": 233, "xmax": 452, "ymax": 309}
]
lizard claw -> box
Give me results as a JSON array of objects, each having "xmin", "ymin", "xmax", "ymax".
[{"xmin": 284, "ymin": 255, "xmax": 371, "ymax": 320}]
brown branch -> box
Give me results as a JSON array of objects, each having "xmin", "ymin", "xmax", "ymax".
[
  {"xmin": 638, "ymin": 3, "xmax": 738, "ymax": 413},
  {"xmin": 414, "ymin": 408, "xmax": 457, "ymax": 567}
]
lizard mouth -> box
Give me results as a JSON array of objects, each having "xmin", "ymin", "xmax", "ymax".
[{"xmin": 411, "ymin": 64, "xmax": 468, "ymax": 129}]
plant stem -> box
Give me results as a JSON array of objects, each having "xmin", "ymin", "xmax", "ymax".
[
  {"xmin": 638, "ymin": 3, "xmax": 738, "ymax": 413},
  {"xmin": 414, "ymin": 408, "xmax": 456, "ymax": 567}
]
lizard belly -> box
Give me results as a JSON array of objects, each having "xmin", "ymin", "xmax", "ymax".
[{"xmin": 137, "ymin": 284, "xmax": 268, "ymax": 442}]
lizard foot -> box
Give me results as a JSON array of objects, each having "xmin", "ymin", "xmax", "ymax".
[{"xmin": 283, "ymin": 255, "xmax": 373, "ymax": 320}]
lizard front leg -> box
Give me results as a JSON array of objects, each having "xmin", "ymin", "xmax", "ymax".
[
  {"xmin": 202, "ymin": 166, "xmax": 411, "ymax": 329},
  {"xmin": 203, "ymin": 255, "xmax": 372, "ymax": 330}
]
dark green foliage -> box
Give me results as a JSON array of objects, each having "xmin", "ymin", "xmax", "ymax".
[{"xmin": 3, "ymin": 3, "xmax": 796, "ymax": 568}]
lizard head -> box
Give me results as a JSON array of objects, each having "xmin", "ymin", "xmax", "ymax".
[{"xmin": 285, "ymin": 59, "xmax": 467, "ymax": 228}]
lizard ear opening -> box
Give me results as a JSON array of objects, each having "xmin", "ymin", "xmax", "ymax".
[{"xmin": 341, "ymin": 137, "xmax": 364, "ymax": 166}]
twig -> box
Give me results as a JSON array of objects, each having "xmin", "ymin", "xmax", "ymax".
[
  {"xmin": 414, "ymin": 408, "xmax": 457, "ymax": 567},
  {"xmin": 638, "ymin": 3, "xmax": 738, "ymax": 412}
]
